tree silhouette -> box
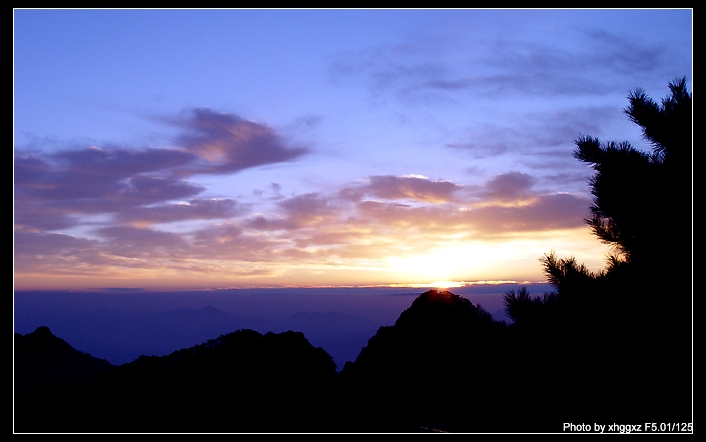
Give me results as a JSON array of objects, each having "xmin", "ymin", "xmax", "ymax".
[
  {"xmin": 503, "ymin": 286, "xmax": 558, "ymax": 328},
  {"xmin": 530, "ymin": 77, "xmax": 693, "ymax": 426},
  {"xmin": 571, "ymin": 76, "xmax": 692, "ymax": 267}
]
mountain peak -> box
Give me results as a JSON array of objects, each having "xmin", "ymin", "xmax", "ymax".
[
  {"xmin": 15, "ymin": 326, "xmax": 114, "ymax": 392},
  {"xmin": 415, "ymin": 289, "xmax": 464, "ymax": 304},
  {"xmin": 32, "ymin": 325, "xmax": 54, "ymax": 336},
  {"xmin": 394, "ymin": 289, "xmax": 487, "ymax": 331}
]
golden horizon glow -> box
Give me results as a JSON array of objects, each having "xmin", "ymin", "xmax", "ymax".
[
  {"xmin": 13, "ymin": 224, "xmax": 613, "ymax": 291},
  {"xmin": 13, "ymin": 147, "xmax": 615, "ymax": 292}
]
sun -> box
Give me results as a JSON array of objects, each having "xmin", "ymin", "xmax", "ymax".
[
  {"xmin": 383, "ymin": 241, "xmax": 507, "ymax": 285},
  {"xmin": 429, "ymin": 280, "xmax": 464, "ymax": 290}
]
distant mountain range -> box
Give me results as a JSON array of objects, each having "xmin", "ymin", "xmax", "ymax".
[
  {"xmin": 14, "ymin": 290, "xmax": 512, "ymax": 433},
  {"xmin": 15, "ymin": 306, "xmax": 384, "ymax": 370},
  {"xmin": 13, "ymin": 286, "xmax": 518, "ymax": 369}
]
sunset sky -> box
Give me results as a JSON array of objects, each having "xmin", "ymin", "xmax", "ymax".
[{"xmin": 13, "ymin": 9, "xmax": 693, "ymax": 291}]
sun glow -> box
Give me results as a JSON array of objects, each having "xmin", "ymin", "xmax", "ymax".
[
  {"xmin": 429, "ymin": 280, "xmax": 465, "ymax": 289},
  {"xmin": 379, "ymin": 228, "xmax": 613, "ymax": 287},
  {"xmin": 383, "ymin": 241, "xmax": 518, "ymax": 283}
]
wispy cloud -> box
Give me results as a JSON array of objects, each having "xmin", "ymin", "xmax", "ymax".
[
  {"xmin": 329, "ymin": 27, "xmax": 674, "ymax": 105},
  {"xmin": 117, "ymin": 198, "xmax": 247, "ymax": 227}
]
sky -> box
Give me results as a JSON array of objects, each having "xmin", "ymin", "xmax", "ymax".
[{"xmin": 13, "ymin": 9, "xmax": 693, "ymax": 292}]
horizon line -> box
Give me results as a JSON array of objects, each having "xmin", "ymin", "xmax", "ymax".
[{"xmin": 13, "ymin": 279, "xmax": 552, "ymax": 293}]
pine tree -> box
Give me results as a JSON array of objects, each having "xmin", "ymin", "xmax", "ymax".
[
  {"xmin": 537, "ymin": 78, "xmax": 693, "ymax": 424},
  {"xmin": 572, "ymin": 77, "xmax": 692, "ymax": 266}
]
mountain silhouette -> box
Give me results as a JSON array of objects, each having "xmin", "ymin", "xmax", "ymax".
[
  {"xmin": 20, "ymin": 305, "xmax": 270, "ymax": 366},
  {"xmin": 13, "ymin": 292, "xmax": 516, "ymax": 433},
  {"xmin": 15, "ymin": 292, "xmax": 506, "ymax": 433},
  {"xmin": 14, "ymin": 288, "xmax": 691, "ymax": 433},
  {"xmin": 270, "ymin": 311, "xmax": 383, "ymax": 370},
  {"xmin": 337, "ymin": 290, "xmax": 510, "ymax": 432},
  {"xmin": 15, "ymin": 328, "xmax": 339, "ymax": 433},
  {"xmin": 14, "ymin": 326, "xmax": 114, "ymax": 392}
]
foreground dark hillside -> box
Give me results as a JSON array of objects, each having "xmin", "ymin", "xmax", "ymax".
[
  {"xmin": 338, "ymin": 290, "xmax": 510, "ymax": 432},
  {"xmin": 15, "ymin": 328, "xmax": 339, "ymax": 433},
  {"xmin": 12, "ymin": 290, "xmax": 553, "ymax": 433},
  {"xmin": 14, "ymin": 291, "xmax": 515, "ymax": 433},
  {"xmin": 14, "ymin": 283, "xmax": 693, "ymax": 433},
  {"xmin": 14, "ymin": 325, "xmax": 114, "ymax": 394}
]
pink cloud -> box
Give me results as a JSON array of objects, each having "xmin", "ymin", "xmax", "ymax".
[
  {"xmin": 174, "ymin": 108, "xmax": 308, "ymax": 174},
  {"xmin": 358, "ymin": 175, "xmax": 461, "ymax": 203},
  {"xmin": 483, "ymin": 172, "xmax": 537, "ymax": 201},
  {"xmin": 119, "ymin": 198, "xmax": 246, "ymax": 226}
]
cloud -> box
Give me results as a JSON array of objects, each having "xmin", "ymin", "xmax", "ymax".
[
  {"xmin": 54, "ymin": 145, "xmax": 195, "ymax": 178},
  {"xmin": 13, "ymin": 231, "xmax": 111, "ymax": 275},
  {"xmin": 482, "ymin": 172, "xmax": 537, "ymax": 201},
  {"xmin": 448, "ymin": 107, "xmax": 615, "ymax": 154},
  {"xmin": 361, "ymin": 175, "xmax": 461, "ymax": 204},
  {"xmin": 466, "ymin": 193, "xmax": 591, "ymax": 235},
  {"xmin": 276, "ymin": 193, "xmax": 339, "ymax": 228},
  {"xmin": 14, "ymin": 167, "xmax": 596, "ymax": 285},
  {"xmin": 329, "ymin": 26, "xmax": 674, "ymax": 106},
  {"xmin": 15, "ymin": 130, "xmax": 595, "ymax": 286},
  {"xmin": 117, "ymin": 198, "xmax": 247, "ymax": 226},
  {"xmin": 14, "ymin": 231, "xmax": 100, "ymax": 258},
  {"xmin": 14, "ymin": 108, "xmax": 309, "ymax": 239},
  {"xmin": 15, "ymin": 149, "xmax": 203, "ymax": 212},
  {"xmin": 14, "ymin": 155, "xmax": 52, "ymax": 187},
  {"xmin": 336, "ymin": 172, "xmax": 590, "ymax": 240},
  {"xmin": 222, "ymin": 174, "xmax": 588, "ymax": 246},
  {"xmin": 583, "ymin": 30, "xmax": 665, "ymax": 75},
  {"xmin": 444, "ymin": 105, "xmax": 619, "ymax": 194},
  {"xmin": 16, "ymin": 148, "xmax": 201, "ymax": 231},
  {"xmin": 333, "ymin": 173, "xmax": 584, "ymax": 237},
  {"xmin": 173, "ymin": 108, "xmax": 309, "ymax": 175},
  {"xmin": 96, "ymin": 226, "xmax": 192, "ymax": 260},
  {"xmin": 14, "ymin": 204, "xmax": 77, "ymax": 233},
  {"xmin": 189, "ymin": 223, "xmax": 283, "ymax": 263}
]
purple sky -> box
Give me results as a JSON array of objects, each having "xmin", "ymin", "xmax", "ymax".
[{"xmin": 14, "ymin": 9, "xmax": 692, "ymax": 291}]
